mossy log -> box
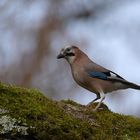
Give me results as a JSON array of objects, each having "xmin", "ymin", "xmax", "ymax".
[{"xmin": 0, "ymin": 83, "xmax": 140, "ymax": 140}]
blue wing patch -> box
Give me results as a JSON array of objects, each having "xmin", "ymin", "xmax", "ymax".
[{"xmin": 87, "ymin": 71, "xmax": 107, "ymax": 80}]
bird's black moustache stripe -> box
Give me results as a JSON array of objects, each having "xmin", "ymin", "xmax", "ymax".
[{"xmin": 66, "ymin": 52, "xmax": 75, "ymax": 56}]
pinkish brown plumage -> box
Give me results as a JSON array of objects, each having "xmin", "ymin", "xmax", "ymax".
[{"xmin": 57, "ymin": 45, "xmax": 140, "ymax": 111}]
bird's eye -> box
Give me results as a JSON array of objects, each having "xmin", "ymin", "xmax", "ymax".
[{"xmin": 66, "ymin": 48, "xmax": 71, "ymax": 52}]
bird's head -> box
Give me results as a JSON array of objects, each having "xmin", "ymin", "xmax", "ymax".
[{"xmin": 57, "ymin": 45, "xmax": 79, "ymax": 64}]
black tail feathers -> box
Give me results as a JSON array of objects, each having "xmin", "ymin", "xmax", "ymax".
[
  {"xmin": 108, "ymin": 77, "xmax": 140, "ymax": 90},
  {"xmin": 128, "ymin": 82, "xmax": 140, "ymax": 90}
]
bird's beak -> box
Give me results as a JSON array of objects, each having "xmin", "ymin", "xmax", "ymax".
[{"xmin": 57, "ymin": 53, "xmax": 65, "ymax": 59}]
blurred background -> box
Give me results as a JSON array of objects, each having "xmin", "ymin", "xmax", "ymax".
[{"xmin": 0, "ymin": 0, "xmax": 140, "ymax": 117}]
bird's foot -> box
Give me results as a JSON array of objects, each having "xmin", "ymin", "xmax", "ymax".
[
  {"xmin": 86, "ymin": 102, "xmax": 108, "ymax": 112},
  {"xmin": 92, "ymin": 106, "xmax": 104, "ymax": 112},
  {"xmin": 87, "ymin": 100, "xmax": 96, "ymax": 107}
]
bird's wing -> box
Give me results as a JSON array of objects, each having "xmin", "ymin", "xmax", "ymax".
[
  {"xmin": 87, "ymin": 70, "xmax": 124, "ymax": 80},
  {"xmin": 87, "ymin": 71, "xmax": 108, "ymax": 80},
  {"xmin": 85, "ymin": 62, "xmax": 140, "ymax": 90},
  {"xmin": 86, "ymin": 62, "xmax": 125, "ymax": 81}
]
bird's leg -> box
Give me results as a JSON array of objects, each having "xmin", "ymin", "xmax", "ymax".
[
  {"xmin": 93, "ymin": 91, "xmax": 105, "ymax": 111},
  {"xmin": 87, "ymin": 94, "xmax": 100, "ymax": 106}
]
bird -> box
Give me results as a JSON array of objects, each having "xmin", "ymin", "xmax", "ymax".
[{"xmin": 57, "ymin": 45, "xmax": 140, "ymax": 111}]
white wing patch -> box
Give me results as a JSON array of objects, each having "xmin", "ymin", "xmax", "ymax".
[
  {"xmin": 109, "ymin": 71, "xmax": 124, "ymax": 80},
  {"xmin": 110, "ymin": 72, "xmax": 117, "ymax": 77}
]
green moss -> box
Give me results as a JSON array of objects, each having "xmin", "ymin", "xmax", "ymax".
[
  {"xmin": 61, "ymin": 99, "xmax": 82, "ymax": 107},
  {"xmin": 0, "ymin": 82, "xmax": 140, "ymax": 139}
]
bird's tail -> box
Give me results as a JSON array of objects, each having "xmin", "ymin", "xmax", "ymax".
[
  {"xmin": 108, "ymin": 77, "xmax": 140, "ymax": 90},
  {"xmin": 127, "ymin": 82, "xmax": 140, "ymax": 90}
]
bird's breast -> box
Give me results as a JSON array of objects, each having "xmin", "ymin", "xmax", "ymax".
[
  {"xmin": 71, "ymin": 67, "xmax": 98, "ymax": 93},
  {"xmin": 72, "ymin": 68, "xmax": 85, "ymax": 84}
]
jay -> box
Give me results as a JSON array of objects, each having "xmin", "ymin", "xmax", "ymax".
[{"xmin": 57, "ymin": 45, "xmax": 140, "ymax": 111}]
